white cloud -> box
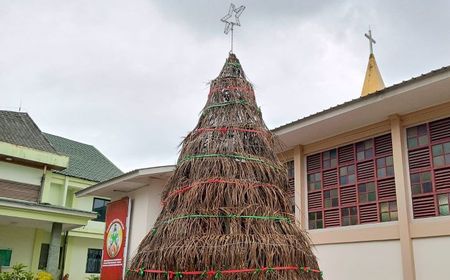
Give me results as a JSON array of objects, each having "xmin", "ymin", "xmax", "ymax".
[{"xmin": 0, "ymin": 0, "xmax": 449, "ymax": 171}]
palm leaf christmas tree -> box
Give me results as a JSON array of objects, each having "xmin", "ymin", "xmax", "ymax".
[{"xmin": 126, "ymin": 53, "xmax": 322, "ymax": 280}]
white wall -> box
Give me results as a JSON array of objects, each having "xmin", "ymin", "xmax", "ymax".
[
  {"xmin": 126, "ymin": 182, "xmax": 164, "ymax": 262},
  {"xmin": 314, "ymin": 240, "xmax": 403, "ymax": 280},
  {"xmin": 413, "ymin": 236, "xmax": 450, "ymax": 280},
  {"xmin": 0, "ymin": 162, "xmax": 42, "ymax": 185}
]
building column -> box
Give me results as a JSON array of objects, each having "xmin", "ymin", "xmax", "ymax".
[
  {"xmin": 61, "ymin": 177, "xmax": 69, "ymax": 207},
  {"xmin": 294, "ymin": 145, "xmax": 307, "ymax": 229},
  {"xmin": 47, "ymin": 222, "xmax": 62, "ymax": 278},
  {"xmin": 389, "ymin": 115, "xmax": 416, "ymax": 280}
]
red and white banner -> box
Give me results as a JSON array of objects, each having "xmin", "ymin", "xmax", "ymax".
[{"xmin": 100, "ymin": 197, "xmax": 129, "ymax": 280}]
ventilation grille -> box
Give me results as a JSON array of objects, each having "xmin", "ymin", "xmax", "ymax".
[
  {"xmin": 429, "ymin": 117, "xmax": 450, "ymax": 143},
  {"xmin": 323, "ymin": 169, "xmax": 338, "ymax": 188},
  {"xmin": 340, "ymin": 186, "xmax": 357, "ymax": 206},
  {"xmin": 375, "ymin": 134, "xmax": 393, "ymax": 156},
  {"xmin": 307, "ymin": 154, "xmax": 321, "ymax": 172},
  {"xmin": 377, "ymin": 178, "xmax": 397, "ymax": 200},
  {"xmin": 324, "ymin": 209, "xmax": 340, "ymax": 227},
  {"xmin": 308, "ymin": 192, "xmax": 322, "ymax": 210},
  {"xmin": 435, "ymin": 167, "xmax": 450, "ymax": 191},
  {"xmin": 408, "ymin": 148, "xmax": 431, "ymax": 170},
  {"xmin": 357, "ymin": 161, "xmax": 375, "ymax": 181},
  {"xmin": 359, "ymin": 203, "xmax": 378, "ymax": 224},
  {"xmin": 286, "ymin": 177, "xmax": 295, "ymax": 198},
  {"xmin": 412, "ymin": 196, "xmax": 436, "ymax": 218},
  {"xmin": 338, "ymin": 145, "xmax": 354, "ymax": 165}
]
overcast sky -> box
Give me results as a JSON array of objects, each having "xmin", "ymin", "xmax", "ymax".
[{"xmin": 1, "ymin": 0, "xmax": 449, "ymax": 172}]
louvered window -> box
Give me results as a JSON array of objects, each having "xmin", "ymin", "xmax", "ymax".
[
  {"xmin": 306, "ymin": 133, "xmax": 396, "ymax": 229},
  {"xmin": 377, "ymin": 156, "xmax": 394, "ymax": 178},
  {"xmin": 407, "ymin": 116, "xmax": 450, "ymax": 219},
  {"xmin": 358, "ymin": 182, "xmax": 376, "ymax": 203},
  {"xmin": 356, "ymin": 139, "xmax": 374, "ymax": 161},
  {"xmin": 339, "ymin": 165, "xmax": 355, "ymax": 185},
  {"xmin": 308, "ymin": 211, "xmax": 323, "ymax": 229},
  {"xmin": 307, "ymin": 172, "xmax": 321, "ymax": 192},
  {"xmin": 286, "ymin": 160, "xmax": 295, "ymax": 213},
  {"xmin": 324, "ymin": 189, "xmax": 339, "ymax": 208},
  {"xmin": 438, "ymin": 193, "xmax": 449, "ymax": 216},
  {"xmin": 410, "ymin": 172, "xmax": 433, "ymax": 195},
  {"xmin": 380, "ymin": 201, "xmax": 398, "ymax": 222},
  {"xmin": 407, "ymin": 124, "xmax": 428, "ymax": 149},
  {"xmin": 323, "ymin": 149, "xmax": 337, "ymax": 169},
  {"xmin": 341, "ymin": 207, "xmax": 358, "ymax": 226},
  {"xmin": 432, "ymin": 142, "xmax": 450, "ymax": 167}
]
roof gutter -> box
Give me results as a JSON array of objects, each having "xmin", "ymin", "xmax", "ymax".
[{"xmin": 76, "ymin": 165, "xmax": 175, "ymax": 198}]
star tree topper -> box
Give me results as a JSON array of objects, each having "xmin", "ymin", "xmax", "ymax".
[{"xmin": 221, "ymin": 3, "xmax": 245, "ymax": 53}]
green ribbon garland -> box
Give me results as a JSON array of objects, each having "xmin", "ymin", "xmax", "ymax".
[
  {"xmin": 202, "ymin": 100, "xmax": 248, "ymax": 113},
  {"xmin": 253, "ymin": 268, "xmax": 261, "ymax": 276},
  {"xmin": 214, "ymin": 271, "xmax": 223, "ymax": 279},
  {"xmin": 227, "ymin": 62, "xmax": 241, "ymax": 68},
  {"xmin": 162, "ymin": 214, "xmax": 292, "ymax": 225}
]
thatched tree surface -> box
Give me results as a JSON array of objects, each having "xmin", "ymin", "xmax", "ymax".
[{"xmin": 126, "ymin": 53, "xmax": 322, "ymax": 280}]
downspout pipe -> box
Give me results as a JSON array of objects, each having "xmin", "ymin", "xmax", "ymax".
[{"xmin": 38, "ymin": 165, "xmax": 47, "ymax": 203}]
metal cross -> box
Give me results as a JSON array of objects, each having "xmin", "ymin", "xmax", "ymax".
[
  {"xmin": 221, "ymin": 4, "xmax": 245, "ymax": 53},
  {"xmin": 364, "ymin": 28, "xmax": 376, "ymax": 54}
]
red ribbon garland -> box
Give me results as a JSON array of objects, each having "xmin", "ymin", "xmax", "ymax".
[
  {"xmin": 195, "ymin": 127, "xmax": 268, "ymax": 135},
  {"xmin": 130, "ymin": 266, "xmax": 321, "ymax": 279},
  {"xmin": 161, "ymin": 178, "xmax": 277, "ymax": 206}
]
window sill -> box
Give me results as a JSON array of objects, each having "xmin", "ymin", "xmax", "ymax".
[
  {"xmin": 307, "ymin": 221, "xmax": 399, "ymax": 245},
  {"xmin": 410, "ymin": 215, "xmax": 450, "ymax": 238}
]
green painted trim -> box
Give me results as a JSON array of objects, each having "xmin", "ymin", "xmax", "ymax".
[
  {"xmin": 0, "ymin": 141, "xmax": 69, "ymax": 169},
  {"xmin": 68, "ymin": 230, "xmax": 104, "ymax": 240},
  {"xmin": 0, "ymin": 202, "xmax": 96, "ymax": 226},
  {"xmin": 48, "ymin": 172, "xmax": 97, "ymax": 187}
]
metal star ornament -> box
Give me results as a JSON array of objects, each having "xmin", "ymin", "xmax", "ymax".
[
  {"xmin": 221, "ymin": 4, "xmax": 245, "ymax": 34},
  {"xmin": 221, "ymin": 3, "xmax": 245, "ymax": 53}
]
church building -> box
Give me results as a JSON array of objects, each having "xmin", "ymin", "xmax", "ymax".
[{"xmin": 78, "ymin": 33, "xmax": 450, "ymax": 280}]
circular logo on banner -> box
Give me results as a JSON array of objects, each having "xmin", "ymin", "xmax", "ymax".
[{"xmin": 106, "ymin": 219, "xmax": 124, "ymax": 258}]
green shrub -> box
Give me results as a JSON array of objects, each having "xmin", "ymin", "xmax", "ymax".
[
  {"xmin": 0, "ymin": 264, "xmax": 34, "ymax": 280},
  {"xmin": 85, "ymin": 275, "xmax": 99, "ymax": 280}
]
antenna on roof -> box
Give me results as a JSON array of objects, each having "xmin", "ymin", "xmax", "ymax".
[{"xmin": 19, "ymin": 99, "xmax": 22, "ymax": 112}]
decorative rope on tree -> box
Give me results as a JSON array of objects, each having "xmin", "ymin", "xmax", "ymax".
[
  {"xmin": 126, "ymin": 53, "xmax": 322, "ymax": 279},
  {"xmin": 127, "ymin": 266, "xmax": 323, "ymax": 279}
]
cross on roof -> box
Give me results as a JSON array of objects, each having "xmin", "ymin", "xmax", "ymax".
[{"xmin": 365, "ymin": 28, "xmax": 376, "ymax": 54}]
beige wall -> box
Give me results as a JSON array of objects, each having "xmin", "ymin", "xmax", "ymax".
[
  {"xmin": 64, "ymin": 236, "xmax": 103, "ymax": 280},
  {"xmin": 314, "ymin": 240, "xmax": 403, "ymax": 280},
  {"xmin": 0, "ymin": 162, "xmax": 43, "ymax": 185},
  {"xmin": 413, "ymin": 236, "xmax": 450, "ymax": 280},
  {"xmin": 0, "ymin": 225, "xmax": 35, "ymax": 270}
]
